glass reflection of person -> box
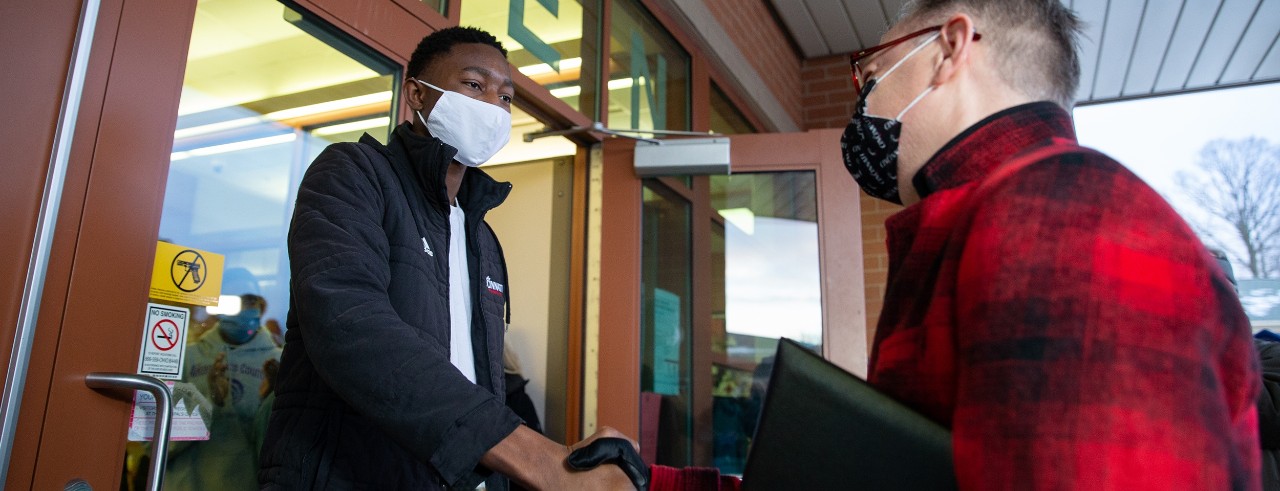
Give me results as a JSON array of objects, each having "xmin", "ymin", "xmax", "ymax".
[{"xmin": 166, "ymin": 293, "xmax": 282, "ymax": 491}]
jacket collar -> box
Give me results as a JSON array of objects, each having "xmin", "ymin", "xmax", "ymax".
[
  {"xmin": 910, "ymin": 101, "xmax": 1076, "ymax": 199},
  {"xmin": 370, "ymin": 122, "xmax": 511, "ymax": 216}
]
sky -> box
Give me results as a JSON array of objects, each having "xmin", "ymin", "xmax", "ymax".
[{"xmin": 1073, "ymin": 82, "xmax": 1280, "ymax": 279}]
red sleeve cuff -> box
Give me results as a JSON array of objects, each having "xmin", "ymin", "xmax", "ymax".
[{"xmin": 649, "ymin": 465, "xmax": 742, "ymax": 491}]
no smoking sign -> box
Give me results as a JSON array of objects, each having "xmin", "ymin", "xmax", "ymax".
[
  {"xmin": 137, "ymin": 303, "xmax": 189, "ymax": 380},
  {"xmin": 151, "ymin": 319, "xmax": 180, "ymax": 351}
]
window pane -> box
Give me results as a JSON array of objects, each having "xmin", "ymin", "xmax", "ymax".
[
  {"xmin": 462, "ymin": 0, "xmax": 601, "ymax": 118},
  {"xmin": 124, "ymin": 1, "xmax": 397, "ymax": 489},
  {"xmin": 641, "ymin": 181, "xmax": 693, "ymax": 466},
  {"xmin": 607, "ymin": 0, "xmax": 689, "ymax": 131},
  {"xmin": 420, "ymin": 0, "xmax": 446, "ymax": 13},
  {"xmin": 710, "ymin": 84, "xmax": 754, "ymax": 135},
  {"xmin": 709, "ymin": 171, "xmax": 821, "ymax": 475}
]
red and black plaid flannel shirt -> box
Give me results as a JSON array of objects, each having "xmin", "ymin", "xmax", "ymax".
[{"xmin": 869, "ymin": 102, "xmax": 1261, "ymax": 489}]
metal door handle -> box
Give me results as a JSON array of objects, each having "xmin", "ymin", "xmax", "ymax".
[{"xmin": 85, "ymin": 373, "xmax": 172, "ymax": 491}]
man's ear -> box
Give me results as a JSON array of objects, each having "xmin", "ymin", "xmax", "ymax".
[
  {"xmin": 403, "ymin": 77, "xmax": 427, "ymax": 113},
  {"xmin": 932, "ymin": 13, "xmax": 978, "ymax": 86}
]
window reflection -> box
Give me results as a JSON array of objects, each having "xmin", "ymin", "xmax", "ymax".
[
  {"xmin": 641, "ymin": 181, "xmax": 693, "ymax": 467},
  {"xmin": 710, "ymin": 84, "xmax": 755, "ymax": 135},
  {"xmin": 420, "ymin": 0, "xmax": 446, "ymax": 13},
  {"xmin": 608, "ymin": 0, "xmax": 689, "ymax": 131},
  {"xmin": 462, "ymin": 0, "xmax": 601, "ymax": 117},
  {"xmin": 709, "ymin": 171, "xmax": 821, "ymax": 475},
  {"xmin": 164, "ymin": 1, "xmax": 395, "ymax": 329}
]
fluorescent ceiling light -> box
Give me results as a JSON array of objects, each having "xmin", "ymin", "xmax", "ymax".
[
  {"xmin": 171, "ymin": 133, "xmax": 297, "ymax": 161},
  {"xmin": 550, "ymin": 86, "xmax": 582, "ymax": 98},
  {"xmin": 548, "ymin": 77, "xmax": 638, "ymax": 98},
  {"xmin": 175, "ymin": 91, "xmax": 393, "ymax": 140},
  {"xmin": 173, "ymin": 116, "xmax": 262, "ymax": 139},
  {"xmin": 609, "ymin": 78, "xmax": 637, "ymax": 90},
  {"xmin": 265, "ymin": 91, "xmax": 392, "ymax": 121},
  {"xmin": 312, "ymin": 117, "xmax": 390, "ymax": 136},
  {"xmin": 518, "ymin": 57, "xmax": 584, "ymax": 77}
]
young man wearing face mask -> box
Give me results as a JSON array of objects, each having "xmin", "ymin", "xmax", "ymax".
[
  {"xmin": 844, "ymin": 1, "xmax": 1260, "ymax": 488},
  {"xmin": 259, "ymin": 27, "xmax": 637, "ymax": 490}
]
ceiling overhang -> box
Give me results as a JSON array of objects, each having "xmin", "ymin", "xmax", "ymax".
[{"xmin": 770, "ymin": 0, "xmax": 1280, "ymax": 105}]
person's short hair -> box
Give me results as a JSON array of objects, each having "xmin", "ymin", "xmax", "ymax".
[
  {"xmin": 406, "ymin": 26, "xmax": 508, "ymax": 81},
  {"xmin": 897, "ymin": 0, "xmax": 1082, "ymax": 108},
  {"xmin": 240, "ymin": 293, "xmax": 267, "ymax": 314}
]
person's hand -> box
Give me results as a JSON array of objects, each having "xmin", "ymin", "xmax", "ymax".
[
  {"xmin": 559, "ymin": 457, "xmax": 636, "ymax": 490},
  {"xmin": 567, "ymin": 435, "xmax": 649, "ymax": 491},
  {"xmin": 259, "ymin": 358, "xmax": 280, "ymax": 399},
  {"xmin": 208, "ymin": 352, "xmax": 230, "ymax": 406},
  {"xmin": 570, "ymin": 426, "xmax": 639, "ymax": 453}
]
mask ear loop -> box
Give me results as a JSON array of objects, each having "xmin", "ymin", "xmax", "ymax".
[
  {"xmin": 896, "ymin": 85, "xmax": 934, "ymax": 120},
  {"xmin": 875, "ymin": 32, "xmax": 941, "ymax": 85},
  {"xmin": 412, "ymin": 78, "xmax": 446, "ymax": 93},
  {"xmin": 411, "ymin": 78, "xmax": 445, "ymax": 129},
  {"xmin": 865, "ymin": 32, "xmax": 941, "ymax": 121}
]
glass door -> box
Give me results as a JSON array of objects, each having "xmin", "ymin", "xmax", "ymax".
[
  {"xmin": 592, "ymin": 129, "xmax": 865, "ymax": 470},
  {"xmin": 123, "ymin": 1, "xmax": 397, "ymax": 489},
  {"xmin": 707, "ymin": 170, "xmax": 823, "ymax": 474}
]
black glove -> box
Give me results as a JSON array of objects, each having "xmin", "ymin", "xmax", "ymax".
[{"xmin": 566, "ymin": 437, "xmax": 650, "ymax": 491}]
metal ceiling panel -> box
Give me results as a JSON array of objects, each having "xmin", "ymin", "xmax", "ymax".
[
  {"xmin": 1089, "ymin": 0, "xmax": 1147, "ymax": 100},
  {"xmin": 764, "ymin": 0, "xmax": 1278, "ymax": 104},
  {"xmin": 1257, "ymin": 37, "xmax": 1280, "ymax": 79},
  {"xmin": 1185, "ymin": 0, "xmax": 1263, "ymax": 87},
  {"xmin": 1070, "ymin": 0, "xmax": 1110, "ymax": 101},
  {"xmin": 772, "ymin": 0, "xmax": 830, "ymax": 57},
  {"xmin": 1121, "ymin": 0, "xmax": 1182, "ymax": 96},
  {"xmin": 1218, "ymin": 0, "xmax": 1280, "ymax": 84},
  {"xmin": 1153, "ymin": 0, "xmax": 1224, "ymax": 92},
  {"xmin": 806, "ymin": 0, "xmax": 864, "ymax": 54},
  {"xmin": 842, "ymin": 0, "xmax": 890, "ymax": 47}
]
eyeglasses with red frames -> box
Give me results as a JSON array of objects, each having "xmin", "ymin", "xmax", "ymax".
[{"xmin": 849, "ymin": 25, "xmax": 982, "ymax": 94}]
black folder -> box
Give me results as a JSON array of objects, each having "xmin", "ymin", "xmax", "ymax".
[{"xmin": 741, "ymin": 338, "xmax": 956, "ymax": 490}]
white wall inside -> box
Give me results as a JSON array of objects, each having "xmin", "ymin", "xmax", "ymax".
[{"xmin": 483, "ymin": 157, "xmax": 571, "ymax": 438}]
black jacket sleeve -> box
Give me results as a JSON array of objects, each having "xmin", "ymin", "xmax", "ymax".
[
  {"xmin": 1257, "ymin": 339, "xmax": 1280, "ymax": 449},
  {"xmin": 288, "ymin": 143, "xmax": 521, "ymax": 486}
]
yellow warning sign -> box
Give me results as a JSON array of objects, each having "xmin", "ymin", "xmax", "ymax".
[{"xmin": 149, "ymin": 241, "xmax": 224, "ymax": 306}]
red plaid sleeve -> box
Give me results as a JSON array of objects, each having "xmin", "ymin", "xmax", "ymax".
[{"xmin": 951, "ymin": 152, "xmax": 1261, "ymax": 490}]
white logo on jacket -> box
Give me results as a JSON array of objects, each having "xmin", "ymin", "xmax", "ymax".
[
  {"xmin": 485, "ymin": 276, "xmax": 504, "ymax": 294},
  {"xmin": 422, "ymin": 237, "xmax": 434, "ymax": 256}
]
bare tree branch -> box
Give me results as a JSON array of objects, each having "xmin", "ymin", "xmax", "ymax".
[{"xmin": 1176, "ymin": 137, "xmax": 1280, "ymax": 278}]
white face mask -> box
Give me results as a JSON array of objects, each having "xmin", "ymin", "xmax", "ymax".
[{"xmin": 413, "ymin": 79, "xmax": 512, "ymax": 167}]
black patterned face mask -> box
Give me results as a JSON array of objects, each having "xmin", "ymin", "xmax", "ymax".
[
  {"xmin": 840, "ymin": 32, "xmax": 939, "ymax": 205},
  {"xmin": 841, "ymin": 79, "xmax": 904, "ymax": 204}
]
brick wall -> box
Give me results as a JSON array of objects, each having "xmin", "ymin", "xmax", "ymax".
[
  {"xmin": 701, "ymin": 0, "xmax": 803, "ymax": 127},
  {"xmin": 801, "ymin": 54, "xmax": 901, "ymax": 345},
  {"xmin": 800, "ymin": 55, "xmax": 858, "ymax": 130},
  {"xmin": 858, "ymin": 195, "xmax": 899, "ymax": 344}
]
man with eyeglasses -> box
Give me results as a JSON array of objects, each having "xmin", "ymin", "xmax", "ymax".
[{"xmin": 844, "ymin": 1, "xmax": 1261, "ymax": 488}]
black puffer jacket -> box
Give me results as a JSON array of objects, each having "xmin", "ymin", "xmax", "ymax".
[
  {"xmin": 260, "ymin": 123, "xmax": 521, "ymax": 490},
  {"xmin": 1257, "ymin": 338, "xmax": 1280, "ymax": 490}
]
